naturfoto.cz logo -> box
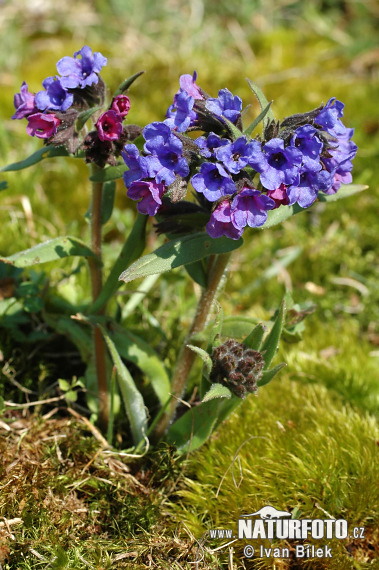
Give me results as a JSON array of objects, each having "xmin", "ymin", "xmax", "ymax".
[{"xmin": 208, "ymin": 505, "xmax": 365, "ymax": 560}]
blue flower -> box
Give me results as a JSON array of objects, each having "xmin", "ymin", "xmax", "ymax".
[
  {"xmin": 259, "ymin": 139, "xmax": 302, "ymax": 191},
  {"xmin": 164, "ymin": 90, "xmax": 195, "ymax": 132},
  {"xmin": 122, "ymin": 144, "xmax": 151, "ymax": 188},
  {"xmin": 191, "ymin": 163, "xmax": 237, "ymax": 201},
  {"xmin": 231, "ymin": 188, "xmax": 275, "ymax": 228},
  {"xmin": 143, "ymin": 122, "xmax": 189, "ymax": 185},
  {"xmin": 205, "ymin": 88, "xmax": 242, "ymax": 124},
  {"xmin": 194, "ymin": 132, "xmax": 229, "ymax": 158},
  {"xmin": 286, "ymin": 169, "xmax": 332, "ymax": 208},
  {"xmin": 315, "ymin": 98, "xmax": 345, "ymax": 134},
  {"xmin": 35, "ymin": 77, "xmax": 73, "ymax": 112},
  {"xmin": 215, "ymin": 137, "xmax": 265, "ymax": 175},
  {"xmin": 206, "ymin": 200, "xmax": 243, "ymax": 240},
  {"xmin": 290, "ymin": 125, "xmax": 323, "ymax": 172},
  {"xmin": 56, "ymin": 45, "xmax": 107, "ymax": 89}
]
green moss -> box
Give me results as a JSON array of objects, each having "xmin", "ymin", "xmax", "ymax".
[{"xmin": 168, "ymin": 378, "xmax": 378, "ymax": 567}]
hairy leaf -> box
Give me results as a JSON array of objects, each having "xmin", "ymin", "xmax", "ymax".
[
  {"xmin": 1, "ymin": 236, "xmax": 98, "ymax": 268},
  {"xmin": 119, "ymin": 232, "xmax": 243, "ymax": 283}
]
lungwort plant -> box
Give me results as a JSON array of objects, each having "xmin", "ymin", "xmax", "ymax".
[{"xmin": 0, "ymin": 46, "xmax": 365, "ymax": 453}]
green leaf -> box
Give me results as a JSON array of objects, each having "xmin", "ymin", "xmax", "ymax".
[
  {"xmin": 202, "ymin": 383, "xmax": 232, "ymax": 402},
  {"xmin": 261, "ymin": 184, "xmax": 368, "ymax": 230},
  {"xmin": 0, "ymin": 181, "xmax": 7, "ymax": 191},
  {"xmin": 88, "ymin": 213, "xmax": 147, "ymax": 313},
  {"xmin": 246, "ymin": 78, "xmax": 275, "ymax": 126},
  {"xmin": 318, "ymin": 183, "xmax": 368, "ymax": 202},
  {"xmin": 258, "ymin": 362, "xmax": 287, "ymax": 387},
  {"xmin": 243, "ymin": 323, "xmax": 266, "ymax": 351},
  {"xmin": 1, "ymin": 145, "xmax": 69, "ymax": 172},
  {"xmin": 111, "ymin": 324, "xmax": 170, "ymax": 406},
  {"xmin": 1, "ymin": 236, "xmax": 98, "ymax": 268},
  {"xmin": 222, "ymin": 117, "xmax": 244, "ymax": 140},
  {"xmin": 119, "ymin": 232, "xmax": 243, "ymax": 284},
  {"xmin": 113, "ymin": 71, "xmax": 145, "ymax": 97},
  {"xmin": 221, "ymin": 316, "xmax": 260, "ymax": 339},
  {"xmin": 261, "ymin": 300, "xmax": 286, "ymax": 370},
  {"xmin": 243, "ymin": 101, "xmax": 273, "ymax": 137},
  {"xmin": 166, "ymin": 399, "xmax": 222, "ymax": 453},
  {"xmin": 76, "ymin": 106, "xmax": 102, "ymax": 131},
  {"xmin": 100, "ymin": 326, "xmax": 148, "ymax": 446},
  {"xmin": 186, "ymin": 344, "xmax": 213, "ymax": 378},
  {"xmin": 89, "ymin": 164, "xmax": 127, "ymax": 182},
  {"xmin": 185, "ymin": 260, "xmax": 207, "ymax": 288}
]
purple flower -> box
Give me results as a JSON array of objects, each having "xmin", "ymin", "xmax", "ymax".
[
  {"xmin": 215, "ymin": 137, "xmax": 265, "ymax": 174},
  {"xmin": 315, "ymin": 98, "xmax": 345, "ymax": 134},
  {"xmin": 111, "ymin": 94, "xmax": 130, "ymax": 118},
  {"xmin": 267, "ymin": 184, "xmax": 290, "ymax": 208},
  {"xmin": 143, "ymin": 122, "xmax": 173, "ymax": 146},
  {"xmin": 206, "ymin": 200, "xmax": 243, "ymax": 240},
  {"xmin": 56, "ymin": 45, "xmax": 107, "ymax": 89},
  {"xmin": 321, "ymin": 127, "xmax": 357, "ymax": 194},
  {"xmin": 96, "ymin": 110, "xmax": 123, "ymax": 141},
  {"xmin": 179, "ymin": 71, "xmax": 203, "ymax": 100},
  {"xmin": 191, "ymin": 163, "xmax": 237, "ymax": 201},
  {"xmin": 127, "ymin": 180, "xmax": 166, "ymax": 216},
  {"xmin": 26, "ymin": 112, "xmax": 61, "ymax": 139},
  {"xmin": 259, "ymin": 138, "xmax": 302, "ymax": 191},
  {"xmin": 231, "ymin": 187, "xmax": 275, "ymax": 228},
  {"xmin": 205, "ymin": 88, "xmax": 242, "ymax": 124},
  {"xmin": 35, "ymin": 77, "xmax": 73, "ymax": 112},
  {"xmin": 165, "ymin": 90, "xmax": 195, "ymax": 132},
  {"xmin": 143, "ymin": 123, "xmax": 189, "ymax": 185},
  {"xmin": 195, "ymin": 133, "xmax": 229, "ymax": 158},
  {"xmin": 12, "ymin": 81, "xmax": 37, "ymax": 119},
  {"xmin": 122, "ymin": 144, "xmax": 151, "ymax": 187},
  {"xmin": 290, "ymin": 125, "xmax": 323, "ymax": 172},
  {"xmin": 286, "ymin": 169, "xmax": 332, "ymax": 208}
]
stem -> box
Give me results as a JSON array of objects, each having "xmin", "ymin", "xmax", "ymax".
[
  {"xmin": 154, "ymin": 251, "xmax": 232, "ymax": 439},
  {"xmin": 88, "ymin": 164, "xmax": 108, "ymax": 430}
]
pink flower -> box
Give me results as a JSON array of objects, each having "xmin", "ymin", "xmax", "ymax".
[
  {"xmin": 111, "ymin": 95, "xmax": 131, "ymax": 118},
  {"xmin": 266, "ymin": 184, "xmax": 290, "ymax": 208},
  {"xmin": 26, "ymin": 113, "xmax": 60, "ymax": 139},
  {"xmin": 96, "ymin": 110, "xmax": 123, "ymax": 141}
]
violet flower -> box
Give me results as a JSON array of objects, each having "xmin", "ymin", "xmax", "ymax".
[
  {"xmin": 127, "ymin": 180, "xmax": 166, "ymax": 216},
  {"xmin": 56, "ymin": 45, "xmax": 107, "ymax": 89},
  {"xmin": 206, "ymin": 200, "xmax": 243, "ymax": 240},
  {"xmin": 259, "ymin": 138, "xmax": 302, "ymax": 191},
  {"xmin": 191, "ymin": 163, "xmax": 237, "ymax": 202},
  {"xmin": 12, "ymin": 81, "xmax": 37, "ymax": 120},
  {"xmin": 231, "ymin": 188, "xmax": 275, "ymax": 228},
  {"xmin": 205, "ymin": 88, "xmax": 242, "ymax": 124},
  {"xmin": 35, "ymin": 77, "xmax": 73, "ymax": 112}
]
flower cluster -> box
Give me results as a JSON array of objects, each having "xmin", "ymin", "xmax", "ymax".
[
  {"xmin": 122, "ymin": 72, "xmax": 357, "ymax": 239},
  {"xmin": 12, "ymin": 46, "xmax": 107, "ymax": 141},
  {"xmin": 12, "ymin": 47, "xmax": 140, "ymax": 166},
  {"xmin": 122, "ymin": 122, "xmax": 189, "ymax": 215}
]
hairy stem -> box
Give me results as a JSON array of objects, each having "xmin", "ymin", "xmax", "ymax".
[
  {"xmin": 154, "ymin": 251, "xmax": 232, "ymax": 439},
  {"xmin": 88, "ymin": 164, "xmax": 108, "ymax": 430}
]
